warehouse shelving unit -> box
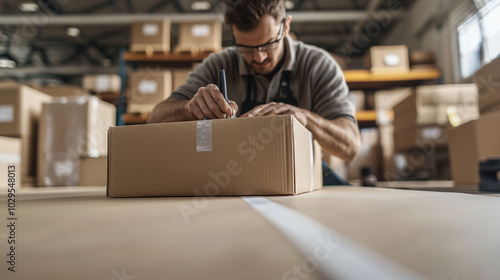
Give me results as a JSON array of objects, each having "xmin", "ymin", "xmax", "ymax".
[
  {"xmin": 346, "ymin": 68, "xmax": 441, "ymax": 127},
  {"xmin": 120, "ymin": 52, "xmax": 441, "ymax": 126}
]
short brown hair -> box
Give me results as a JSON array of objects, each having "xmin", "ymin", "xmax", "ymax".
[{"xmin": 224, "ymin": 0, "xmax": 286, "ymax": 31}]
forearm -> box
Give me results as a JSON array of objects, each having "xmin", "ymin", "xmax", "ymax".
[
  {"xmin": 304, "ymin": 111, "xmax": 361, "ymax": 162},
  {"xmin": 148, "ymin": 98, "xmax": 195, "ymax": 123}
]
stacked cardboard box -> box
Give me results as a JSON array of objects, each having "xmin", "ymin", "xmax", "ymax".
[
  {"xmin": 0, "ymin": 82, "xmax": 52, "ymax": 185},
  {"xmin": 128, "ymin": 70, "xmax": 172, "ymax": 113},
  {"xmin": 82, "ymin": 74, "xmax": 121, "ymax": 95},
  {"xmin": 37, "ymin": 97, "xmax": 116, "ymax": 186},
  {"xmin": 393, "ymin": 84, "xmax": 478, "ymax": 151},
  {"xmin": 40, "ymin": 85, "xmax": 91, "ymax": 97},
  {"xmin": 174, "ymin": 21, "xmax": 222, "ymax": 53},
  {"xmin": 365, "ymin": 45, "xmax": 410, "ymax": 73},
  {"xmin": 0, "ymin": 136, "xmax": 22, "ymax": 190},
  {"xmin": 473, "ymin": 56, "xmax": 500, "ymax": 115},
  {"xmin": 130, "ymin": 19, "xmax": 171, "ymax": 54},
  {"xmin": 447, "ymin": 111, "xmax": 500, "ymax": 189},
  {"xmin": 107, "ymin": 115, "xmax": 322, "ymax": 197},
  {"xmin": 409, "ymin": 50, "xmax": 437, "ymax": 70}
]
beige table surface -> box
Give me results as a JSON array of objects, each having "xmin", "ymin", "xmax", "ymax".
[{"xmin": 1, "ymin": 186, "xmax": 499, "ymax": 280}]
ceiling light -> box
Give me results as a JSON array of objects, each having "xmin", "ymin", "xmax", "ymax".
[
  {"xmin": 19, "ymin": 3, "xmax": 39, "ymax": 12},
  {"xmin": 285, "ymin": 1, "xmax": 295, "ymax": 10},
  {"xmin": 191, "ymin": 1, "xmax": 211, "ymax": 11},
  {"xmin": 66, "ymin": 27, "xmax": 80, "ymax": 37}
]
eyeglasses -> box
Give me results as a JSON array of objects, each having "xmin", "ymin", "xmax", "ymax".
[{"xmin": 234, "ymin": 19, "xmax": 285, "ymax": 54}]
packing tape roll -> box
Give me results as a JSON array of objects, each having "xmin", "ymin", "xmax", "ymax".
[
  {"xmin": 243, "ymin": 197, "xmax": 426, "ymax": 280},
  {"xmin": 196, "ymin": 120, "xmax": 212, "ymax": 152}
]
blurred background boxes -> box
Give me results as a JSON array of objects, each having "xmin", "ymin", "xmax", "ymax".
[
  {"xmin": 40, "ymin": 85, "xmax": 91, "ymax": 97},
  {"xmin": 174, "ymin": 21, "xmax": 222, "ymax": 53},
  {"xmin": 130, "ymin": 19, "xmax": 171, "ymax": 54},
  {"xmin": 393, "ymin": 84, "xmax": 478, "ymax": 151},
  {"xmin": 473, "ymin": 56, "xmax": 500, "ymax": 115},
  {"xmin": 128, "ymin": 70, "xmax": 172, "ymax": 113},
  {"xmin": 37, "ymin": 97, "xmax": 116, "ymax": 186},
  {"xmin": 0, "ymin": 82, "xmax": 52, "ymax": 183},
  {"xmin": 0, "ymin": 136, "xmax": 21, "ymax": 189},
  {"xmin": 447, "ymin": 111, "xmax": 500, "ymax": 189},
  {"xmin": 82, "ymin": 74, "xmax": 121, "ymax": 94},
  {"xmin": 365, "ymin": 45, "xmax": 409, "ymax": 73}
]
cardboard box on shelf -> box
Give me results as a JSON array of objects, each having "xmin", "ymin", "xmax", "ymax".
[
  {"xmin": 38, "ymin": 97, "xmax": 116, "ymax": 186},
  {"xmin": 0, "ymin": 136, "xmax": 21, "ymax": 190},
  {"xmin": 365, "ymin": 45, "xmax": 409, "ymax": 73},
  {"xmin": 82, "ymin": 75, "xmax": 121, "ymax": 94},
  {"xmin": 172, "ymin": 69, "xmax": 192, "ymax": 92},
  {"xmin": 394, "ymin": 125, "xmax": 448, "ymax": 152},
  {"xmin": 174, "ymin": 21, "xmax": 222, "ymax": 53},
  {"xmin": 473, "ymin": 56, "xmax": 500, "ymax": 114},
  {"xmin": 0, "ymin": 82, "xmax": 52, "ymax": 137},
  {"xmin": 79, "ymin": 157, "xmax": 107, "ymax": 186},
  {"xmin": 128, "ymin": 70, "xmax": 172, "ymax": 113},
  {"xmin": 409, "ymin": 50, "xmax": 436, "ymax": 65},
  {"xmin": 107, "ymin": 115, "xmax": 322, "ymax": 197},
  {"xmin": 40, "ymin": 85, "xmax": 91, "ymax": 97},
  {"xmin": 447, "ymin": 111, "xmax": 500, "ymax": 189},
  {"xmin": 130, "ymin": 19, "xmax": 170, "ymax": 53},
  {"xmin": 393, "ymin": 84, "xmax": 479, "ymax": 131}
]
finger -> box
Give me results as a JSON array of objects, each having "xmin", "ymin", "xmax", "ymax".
[
  {"xmin": 197, "ymin": 94, "xmax": 219, "ymax": 119},
  {"xmin": 188, "ymin": 99, "xmax": 206, "ymax": 120},
  {"xmin": 255, "ymin": 102, "xmax": 288, "ymax": 116},
  {"xmin": 207, "ymin": 84, "xmax": 233, "ymax": 117},
  {"xmin": 243, "ymin": 102, "xmax": 276, "ymax": 117},
  {"xmin": 229, "ymin": 100, "xmax": 238, "ymax": 116}
]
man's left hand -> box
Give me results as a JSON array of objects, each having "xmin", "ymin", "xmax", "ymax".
[{"xmin": 241, "ymin": 102, "xmax": 308, "ymax": 127}]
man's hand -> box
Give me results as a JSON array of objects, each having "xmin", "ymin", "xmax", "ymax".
[
  {"xmin": 241, "ymin": 102, "xmax": 308, "ymax": 126},
  {"xmin": 188, "ymin": 84, "xmax": 238, "ymax": 119}
]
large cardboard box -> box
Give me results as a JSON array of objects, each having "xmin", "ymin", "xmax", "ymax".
[
  {"xmin": 0, "ymin": 82, "xmax": 52, "ymax": 137},
  {"xmin": 473, "ymin": 56, "xmax": 500, "ymax": 114},
  {"xmin": 0, "ymin": 136, "xmax": 21, "ymax": 189},
  {"xmin": 82, "ymin": 74, "xmax": 121, "ymax": 94},
  {"xmin": 130, "ymin": 19, "xmax": 170, "ymax": 53},
  {"xmin": 174, "ymin": 21, "xmax": 222, "ymax": 53},
  {"xmin": 0, "ymin": 82, "xmax": 52, "ymax": 177},
  {"xmin": 40, "ymin": 85, "xmax": 91, "ymax": 97},
  {"xmin": 366, "ymin": 45, "xmax": 409, "ymax": 73},
  {"xmin": 38, "ymin": 97, "xmax": 116, "ymax": 186},
  {"xmin": 107, "ymin": 115, "xmax": 322, "ymax": 197},
  {"xmin": 447, "ymin": 111, "xmax": 500, "ymax": 188},
  {"xmin": 128, "ymin": 70, "xmax": 172, "ymax": 113},
  {"xmin": 79, "ymin": 157, "xmax": 107, "ymax": 186}
]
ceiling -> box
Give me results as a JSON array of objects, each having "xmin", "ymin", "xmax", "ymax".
[{"xmin": 0, "ymin": 0, "xmax": 415, "ymax": 83}]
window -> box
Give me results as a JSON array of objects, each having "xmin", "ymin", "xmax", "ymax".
[{"xmin": 457, "ymin": 0, "xmax": 500, "ymax": 79}]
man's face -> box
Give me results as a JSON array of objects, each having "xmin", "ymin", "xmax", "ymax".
[{"xmin": 233, "ymin": 15, "xmax": 289, "ymax": 75}]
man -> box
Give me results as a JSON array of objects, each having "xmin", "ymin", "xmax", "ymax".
[{"xmin": 149, "ymin": 0, "xmax": 360, "ymax": 165}]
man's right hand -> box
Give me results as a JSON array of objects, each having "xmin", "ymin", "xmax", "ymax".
[{"xmin": 187, "ymin": 84, "xmax": 238, "ymax": 119}]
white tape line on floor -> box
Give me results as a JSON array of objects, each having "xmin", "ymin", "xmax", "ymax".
[{"xmin": 242, "ymin": 196, "xmax": 427, "ymax": 280}]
